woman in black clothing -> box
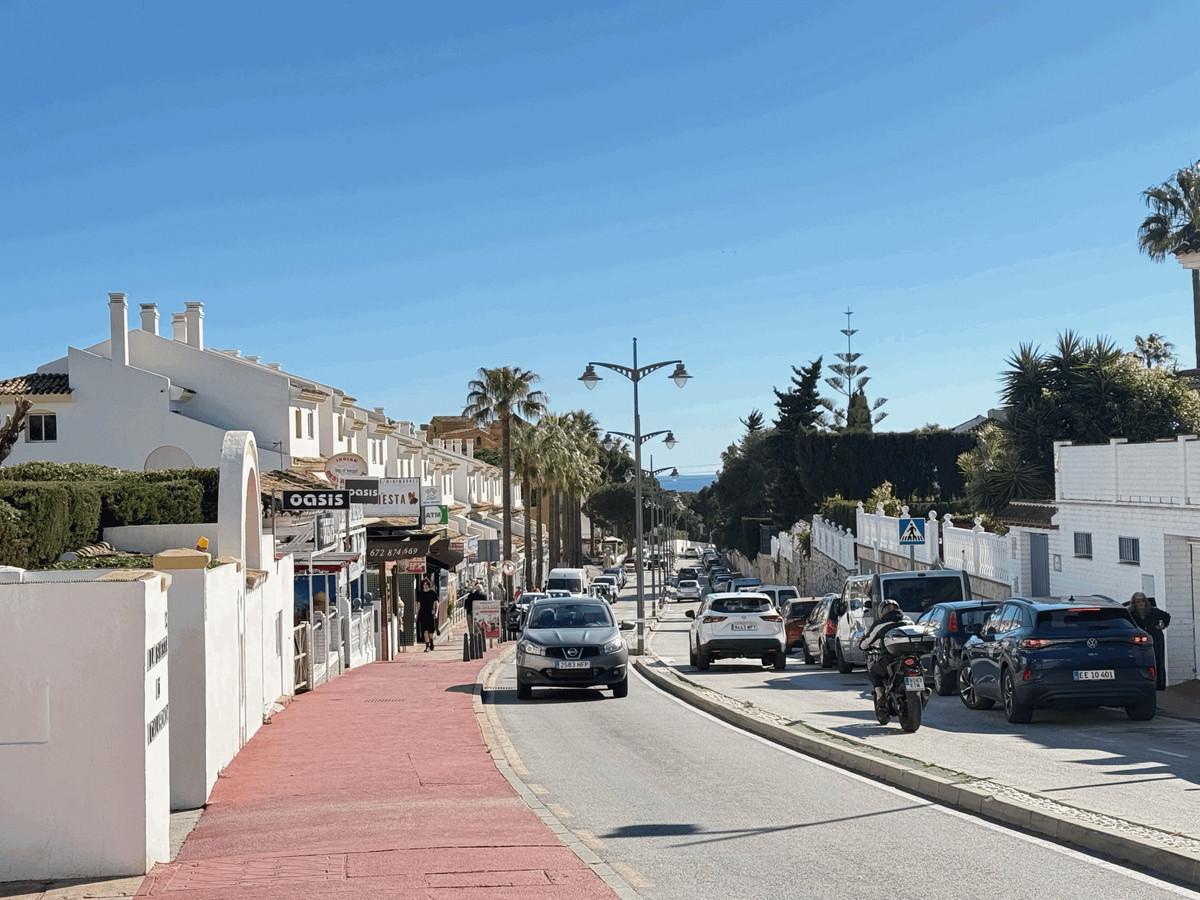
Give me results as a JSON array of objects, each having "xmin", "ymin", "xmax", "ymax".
[
  {"xmin": 416, "ymin": 577, "xmax": 439, "ymax": 652},
  {"xmin": 1130, "ymin": 591, "xmax": 1171, "ymax": 690}
]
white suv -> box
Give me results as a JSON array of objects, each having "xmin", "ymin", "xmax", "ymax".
[
  {"xmin": 676, "ymin": 579, "xmax": 701, "ymax": 601},
  {"xmin": 686, "ymin": 592, "xmax": 786, "ymax": 671}
]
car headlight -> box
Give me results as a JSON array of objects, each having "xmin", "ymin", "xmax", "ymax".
[
  {"xmin": 603, "ymin": 637, "xmax": 624, "ymax": 654},
  {"xmin": 521, "ymin": 641, "xmax": 547, "ymax": 656}
]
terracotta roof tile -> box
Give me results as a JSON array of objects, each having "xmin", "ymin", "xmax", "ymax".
[{"xmin": 0, "ymin": 373, "xmax": 70, "ymax": 396}]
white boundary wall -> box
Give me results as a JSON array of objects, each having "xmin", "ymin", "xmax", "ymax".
[{"xmin": 0, "ymin": 572, "xmax": 171, "ymax": 880}]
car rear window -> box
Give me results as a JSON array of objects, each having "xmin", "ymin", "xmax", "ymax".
[
  {"xmin": 680, "ymin": 580, "xmax": 699, "ymax": 588},
  {"xmin": 547, "ymin": 577, "xmax": 583, "ymax": 593},
  {"xmin": 787, "ymin": 600, "xmax": 817, "ymax": 618},
  {"xmin": 956, "ymin": 608, "xmax": 995, "ymax": 630},
  {"xmin": 881, "ymin": 576, "xmax": 966, "ymax": 612},
  {"xmin": 1035, "ymin": 607, "xmax": 1137, "ymax": 634},
  {"xmin": 709, "ymin": 596, "xmax": 772, "ymax": 614},
  {"xmin": 776, "ymin": 588, "xmax": 799, "ymax": 602}
]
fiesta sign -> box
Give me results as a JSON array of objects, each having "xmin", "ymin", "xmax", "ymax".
[{"xmin": 282, "ymin": 490, "xmax": 350, "ymax": 510}]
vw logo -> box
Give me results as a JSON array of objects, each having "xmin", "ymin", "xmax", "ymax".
[
  {"xmin": 566, "ymin": 648, "xmax": 580, "ymax": 658},
  {"xmin": 1086, "ymin": 638, "xmax": 1098, "ymax": 649}
]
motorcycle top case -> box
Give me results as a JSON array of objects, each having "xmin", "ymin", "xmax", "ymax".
[{"xmin": 881, "ymin": 625, "xmax": 935, "ymax": 655}]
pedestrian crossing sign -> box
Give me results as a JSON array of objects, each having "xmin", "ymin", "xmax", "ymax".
[{"xmin": 898, "ymin": 517, "xmax": 926, "ymax": 545}]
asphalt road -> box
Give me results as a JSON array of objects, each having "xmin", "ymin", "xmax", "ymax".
[
  {"xmin": 651, "ymin": 596, "xmax": 1200, "ymax": 838},
  {"xmin": 491, "ymin": 588, "xmax": 1195, "ymax": 900}
]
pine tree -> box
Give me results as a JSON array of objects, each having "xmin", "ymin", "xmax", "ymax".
[
  {"xmin": 844, "ymin": 388, "xmax": 874, "ymax": 432},
  {"xmin": 773, "ymin": 357, "xmax": 828, "ymax": 435}
]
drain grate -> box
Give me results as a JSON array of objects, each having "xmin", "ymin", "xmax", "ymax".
[{"xmin": 364, "ymin": 698, "xmax": 406, "ymax": 703}]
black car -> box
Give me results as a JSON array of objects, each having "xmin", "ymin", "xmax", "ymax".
[
  {"xmin": 959, "ymin": 596, "xmax": 1157, "ymax": 723},
  {"xmin": 916, "ymin": 601, "xmax": 999, "ymax": 695},
  {"xmin": 800, "ymin": 593, "xmax": 840, "ymax": 667}
]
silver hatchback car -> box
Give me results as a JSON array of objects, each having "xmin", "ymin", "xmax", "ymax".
[{"xmin": 516, "ymin": 598, "xmax": 634, "ymax": 699}]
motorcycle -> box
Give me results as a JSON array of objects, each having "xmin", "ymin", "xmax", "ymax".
[
  {"xmin": 867, "ymin": 625, "xmax": 933, "ymax": 733},
  {"xmin": 506, "ymin": 602, "xmax": 529, "ymax": 634}
]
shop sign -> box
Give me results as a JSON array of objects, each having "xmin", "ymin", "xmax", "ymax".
[
  {"xmin": 423, "ymin": 504, "xmax": 448, "ymax": 526},
  {"xmin": 282, "ymin": 490, "xmax": 349, "ymax": 510},
  {"xmin": 325, "ymin": 452, "xmax": 368, "ymax": 486},
  {"xmin": 363, "ymin": 477, "xmax": 421, "ymax": 516},
  {"xmin": 365, "ymin": 537, "xmax": 430, "ymax": 562},
  {"xmin": 345, "ymin": 477, "xmax": 380, "ymax": 505}
]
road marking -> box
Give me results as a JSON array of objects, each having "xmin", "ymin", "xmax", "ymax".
[
  {"xmin": 630, "ymin": 666, "xmax": 1198, "ymax": 897},
  {"xmin": 527, "ymin": 783, "xmax": 549, "ymax": 795},
  {"xmin": 1150, "ymin": 748, "xmax": 1189, "ymax": 759},
  {"xmin": 611, "ymin": 861, "xmax": 651, "ymax": 889},
  {"xmin": 548, "ymin": 802, "xmax": 573, "ymax": 818},
  {"xmin": 574, "ymin": 829, "xmax": 606, "ymax": 852}
]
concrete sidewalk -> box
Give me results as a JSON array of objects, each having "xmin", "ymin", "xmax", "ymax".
[{"xmin": 135, "ymin": 631, "xmax": 615, "ymax": 899}]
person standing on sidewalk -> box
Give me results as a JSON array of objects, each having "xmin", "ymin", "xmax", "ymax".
[
  {"xmin": 1130, "ymin": 591, "xmax": 1171, "ymax": 690},
  {"xmin": 416, "ymin": 577, "xmax": 439, "ymax": 652}
]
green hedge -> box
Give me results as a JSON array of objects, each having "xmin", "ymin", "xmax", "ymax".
[
  {"xmin": 795, "ymin": 431, "xmax": 976, "ymax": 503},
  {"xmin": 0, "ymin": 461, "xmax": 123, "ymax": 482},
  {"xmin": 0, "ymin": 463, "xmax": 219, "ymax": 523},
  {"xmin": 100, "ymin": 479, "xmax": 203, "ymax": 528},
  {"xmin": 819, "ymin": 496, "xmax": 979, "ymax": 533},
  {"xmin": 137, "ymin": 468, "xmax": 219, "ymax": 521},
  {"xmin": 0, "ymin": 498, "xmax": 28, "ymax": 568}
]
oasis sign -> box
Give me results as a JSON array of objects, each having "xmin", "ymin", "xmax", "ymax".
[{"xmin": 282, "ymin": 490, "xmax": 350, "ymax": 510}]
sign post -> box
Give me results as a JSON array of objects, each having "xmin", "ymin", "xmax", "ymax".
[{"xmin": 898, "ymin": 516, "xmax": 926, "ymax": 572}]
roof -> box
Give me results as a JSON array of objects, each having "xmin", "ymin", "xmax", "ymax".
[
  {"xmin": 1010, "ymin": 595, "xmax": 1122, "ymax": 609},
  {"xmin": 999, "ymin": 500, "xmax": 1058, "ymax": 529},
  {"xmin": 260, "ymin": 468, "xmax": 330, "ymax": 495},
  {"xmin": 1174, "ymin": 232, "xmax": 1200, "ymax": 255},
  {"xmin": 0, "ymin": 373, "xmax": 71, "ymax": 396},
  {"xmin": 928, "ymin": 599, "xmax": 1000, "ymax": 609}
]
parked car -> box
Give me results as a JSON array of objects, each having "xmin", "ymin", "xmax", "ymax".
[
  {"xmin": 684, "ymin": 547, "xmax": 701, "ymax": 558},
  {"xmin": 915, "ymin": 600, "xmax": 1000, "ymax": 695},
  {"xmin": 677, "ymin": 579, "xmax": 702, "ymax": 601},
  {"xmin": 833, "ymin": 570, "xmax": 972, "ymax": 672},
  {"xmin": 730, "ymin": 577, "xmax": 763, "ymax": 593},
  {"xmin": 800, "ymin": 593, "xmax": 841, "ymax": 666},
  {"xmin": 603, "ymin": 566, "xmax": 627, "ymax": 589},
  {"xmin": 678, "ymin": 566, "xmax": 700, "ymax": 582},
  {"xmin": 591, "ymin": 575, "xmax": 619, "ymax": 602},
  {"xmin": 758, "ymin": 584, "xmax": 800, "ymax": 612},
  {"xmin": 958, "ymin": 596, "xmax": 1157, "ymax": 723},
  {"xmin": 516, "ymin": 597, "xmax": 635, "ymax": 699},
  {"xmin": 782, "ymin": 597, "xmax": 820, "ymax": 653},
  {"xmin": 686, "ymin": 592, "xmax": 787, "ymax": 671}
]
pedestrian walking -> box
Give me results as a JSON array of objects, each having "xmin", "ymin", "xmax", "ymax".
[
  {"xmin": 416, "ymin": 577, "xmax": 439, "ymax": 652},
  {"xmin": 1130, "ymin": 591, "xmax": 1171, "ymax": 690}
]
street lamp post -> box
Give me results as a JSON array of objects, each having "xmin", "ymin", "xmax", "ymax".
[
  {"xmin": 582, "ymin": 339, "xmax": 689, "ymax": 654},
  {"xmin": 643, "ymin": 458, "xmax": 677, "ymax": 612}
]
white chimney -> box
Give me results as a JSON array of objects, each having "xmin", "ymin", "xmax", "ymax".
[
  {"xmin": 108, "ymin": 292, "xmax": 129, "ymax": 366},
  {"xmin": 139, "ymin": 303, "xmax": 159, "ymax": 335},
  {"xmin": 184, "ymin": 301, "xmax": 204, "ymax": 350},
  {"xmin": 171, "ymin": 313, "xmax": 187, "ymax": 343},
  {"xmin": 244, "ymin": 355, "xmax": 260, "ymax": 365},
  {"xmin": 266, "ymin": 362, "xmax": 281, "ymax": 370}
]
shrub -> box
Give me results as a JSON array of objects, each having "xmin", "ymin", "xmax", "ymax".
[
  {"xmin": 0, "ymin": 461, "xmax": 124, "ymax": 482},
  {"xmin": 138, "ymin": 468, "xmax": 219, "ymax": 521},
  {"xmin": 795, "ymin": 431, "xmax": 976, "ymax": 502},
  {"xmin": 0, "ymin": 498, "xmax": 27, "ymax": 567},
  {"xmin": 99, "ymin": 479, "xmax": 203, "ymax": 528},
  {"xmin": 0, "ymin": 482, "xmax": 72, "ymax": 567}
]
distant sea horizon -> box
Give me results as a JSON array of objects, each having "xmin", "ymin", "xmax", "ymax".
[{"xmin": 666, "ymin": 472, "xmax": 717, "ymax": 493}]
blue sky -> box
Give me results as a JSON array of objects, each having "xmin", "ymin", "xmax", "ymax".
[{"xmin": 2, "ymin": 1, "xmax": 1198, "ymax": 474}]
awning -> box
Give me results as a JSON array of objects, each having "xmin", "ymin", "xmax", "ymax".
[{"xmin": 428, "ymin": 539, "xmax": 464, "ymax": 570}]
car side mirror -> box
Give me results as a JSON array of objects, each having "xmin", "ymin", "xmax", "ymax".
[
  {"xmin": 619, "ymin": 620, "xmax": 635, "ymax": 631},
  {"xmin": 685, "ymin": 609, "xmax": 696, "ymax": 619}
]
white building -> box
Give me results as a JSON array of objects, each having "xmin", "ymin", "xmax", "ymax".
[{"xmin": 1041, "ymin": 437, "xmax": 1200, "ymax": 686}]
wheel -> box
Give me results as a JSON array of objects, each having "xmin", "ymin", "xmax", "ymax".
[
  {"xmin": 689, "ymin": 643, "xmax": 698, "ymax": 667},
  {"xmin": 1125, "ymin": 697, "xmax": 1156, "ymax": 721},
  {"xmin": 874, "ymin": 693, "xmax": 890, "ymax": 725},
  {"xmin": 820, "ymin": 639, "xmax": 835, "ymax": 669},
  {"xmin": 611, "ymin": 677, "xmax": 629, "ymax": 698},
  {"xmin": 1001, "ymin": 668, "xmax": 1033, "ymax": 724},
  {"xmin": 802, "ymin": 642, "xmax": 816, "ymax": 665},
  {"xmin": 932, "ymin": 659, "xmax": 956, "ymax": 696},
  {"xmin": 773, "ymin": 649, "xmax": 787, "ymax": 671},
  {"xmin": 517, "ymin": 681, "xmax": 533, "ymax": 700},
  {"xmin": 958, "ymin": 665, "xmax": 995, "ymax": 710},
  {"xmin": 696, "ymin": 646, "xmax": 711, "ymax": 671},
  {"xmin": 836, "ymin": 641, "xmax": 853, "ymax": 674},
  {"xmin": 899, "ymin": 695, "xmax": 923, "ymax": 732}
]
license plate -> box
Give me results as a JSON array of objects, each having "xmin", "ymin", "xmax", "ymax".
[
  {"xmin": 556, "ymin": 660, "xmax": 591, "ymax": 670},
  {"xmin": 730, "ymin": 623, "xmax": 757, "ymax": 631},
  {"xmin": 1073, "ymin": 669, "xmax": 1115, "ymax": 681},
  {"xmin": 904, "ymin": 676, "xmax": 925, "ymax": 691}
]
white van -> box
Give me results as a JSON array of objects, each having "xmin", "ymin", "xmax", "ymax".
[{"xmin": 546, "ymin": 567, "xmax": 588, "ymax": 595}]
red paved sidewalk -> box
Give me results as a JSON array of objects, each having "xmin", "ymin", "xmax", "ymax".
[{"xmin": 137, "ymin": 635, "xmax": 615, "ymax": 899}]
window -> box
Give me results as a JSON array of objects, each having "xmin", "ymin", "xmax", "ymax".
[
  {"xmin": 1073, "ymin": 532, "xmax": 1093, "ymax": 558},
  {"xmin": 294, "ymin": 408, "xmax": 302, "ymax": 438},
  {"xmin": 1118, "ymin": 536, "xmax": 1141, "ymax": 565},
  {"xmin": 27, "ymin": 413, "xmax": 57, "ymax": 442},
  {"xmin": 306, "ymin": 410, "xmax": 314, "ymax": 439}
]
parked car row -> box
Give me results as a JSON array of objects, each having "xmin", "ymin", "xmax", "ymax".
[{"xmin": 684, "ymin": 560, "xmax": 1160, "ymax": 723}]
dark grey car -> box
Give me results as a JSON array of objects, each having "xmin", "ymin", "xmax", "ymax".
[{"xmin": 516, "ymin": 598, "xmax": 633, "ymax": 699}]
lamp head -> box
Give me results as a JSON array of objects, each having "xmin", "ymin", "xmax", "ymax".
[
  {"xmin": 579, "ymin": 364, "xmax": 601, "ymax": 391},
  {"xmin": 663, "ymin": 431, "xmax": 677, "ymax": 450},
  {"xmin": 602, "ymin": 432, "xmax": 615, "ymax": 451},
  {"xmin": 670, "ymin": 363, "xmax": 691, "ymax": 389}
]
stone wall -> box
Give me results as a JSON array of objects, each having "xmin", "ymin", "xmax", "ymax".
[{"xmin": 731, "ymin": 546, "xmax": 853, "ymax": 596}]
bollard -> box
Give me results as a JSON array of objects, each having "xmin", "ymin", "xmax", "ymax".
[{"xmin": 462, "ymin": 631, "xmax": 470, "ymax": 662}]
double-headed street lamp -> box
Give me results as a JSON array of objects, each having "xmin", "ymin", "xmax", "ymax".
[
  {"xmin": 581, "ymin": 338, "xmax": 690, "ymax": 654},
  {"xmin": 641, "ymin": 460, "xmax": 678, "ymax": 611}
]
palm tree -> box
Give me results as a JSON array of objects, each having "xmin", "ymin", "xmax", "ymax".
[
  {"xmin": 463, "ymin": 367, "xmax": 548, "ymax": 594},
  {"xmin": 510, "ymin": 423, "xmax": 541, "ymax": 588},
  {"xmin": 1138, "ymin": 160, "xmax": 1200, "ymax": 367},
  {"xmin": 1134, "ymin": 333, "xmax": 1177, "ymax": 369}
]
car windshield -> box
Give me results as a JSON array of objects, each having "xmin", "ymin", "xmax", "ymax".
[
  {"xmin": 547, "ymin": 577, "xmax": 583, "ymax": 592},
  {"xmin": 528, "ymin": 603, "xmax": 614, "ymax": 630},
  {"xmin": 680, "ymin": 580, "xmax": 698, "ymax": 588},
  {"xmin": 1035, "ymin": 607, "xmax": 1137, "ymax": 635},
  {"xmin": 881, "ymin": 576, "xmax": 965, "ymax": 612},
  {"xmin": 709, "ymin": 596, "xmax": 772, "ymax": 614}
]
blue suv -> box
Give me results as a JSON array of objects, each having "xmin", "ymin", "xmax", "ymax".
[{"xmin": 958, "ymin": 596, "xmax": 1157, "ymax": 723}]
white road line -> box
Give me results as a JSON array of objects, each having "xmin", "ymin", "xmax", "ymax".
[
  {"xmin": 1150, "ymin": 748, "xmax": 1190, "ymax": 759},
  {"xmin": 630, "ymin": 665, "xmax": 1199, "ymax": 897}
]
